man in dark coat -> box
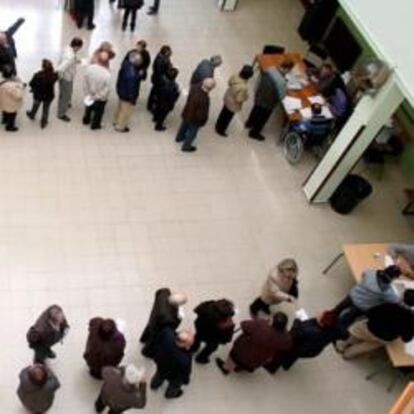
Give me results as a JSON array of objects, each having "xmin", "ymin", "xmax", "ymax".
[
  {"xmin": 26, "ymin": 305, "xmax": 69, "ymax": 363},
  {"xmin": 190, "ymin": 55, "xmax": 223, "ymax": 86},
  {"xmin": 0, "ymin": 17, "xmax": 25, "ymax": 74},
  {"xmin": 84, "ymin": 318, "xmax": 126, "ymax": 379},
  {"xmin": 151, "ymin": 328, "xmax": 194, "ymax": 399},
  {"xmin": 140, "ymin": 288, "xmax": 187, "ymax": 358},
  {"xmin": 17, "ymin": 364, "xmax": 60, "ymax": 414},
  {"xmin": 191, "ymin": 299, "xmax": 235, "ymax": 364},
  {"xmin": 147, "ymin": 45, "xmax": 172, "ymax": 112},
  {"xmin": 152, "ymin": 67, "xmax": 180, "ymax": 131},
  {"xmin": 175, "ymin": 78, "xmax": 216, "ymax": 152},
  {"xmin": 216, "ymin": 312, "xmax": 292, "ymax": 375},
  {"xmin": 75, "ymin": 0, "xmax": 96, "ymax": 30},
  {"xmin": 95, "ymin": 364, "xmax": 147, "ymax": 413},
  {"xmin": 245, "ymin": 59, "xmax": 294, "ymax": 141},
  {"xmin": 122, "ymin": 0, "xmax": 144, "ymax": 32},
  {"xmin": 274, "ymin": 311, "xmax": 348, "ymax": 372}
]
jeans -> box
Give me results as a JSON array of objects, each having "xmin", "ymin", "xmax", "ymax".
[
  {"xmin": 83, "ymin": 100, "xmax": 107, "ymax": 129},
  {"xmin": 122, "ymin": 8, "xmax": 137, "ymax": 30},
  {"xmin": 2, "ymin": 112, "xmax": 17, "ymax": 130},
  {"xmin": 246, "ymin": 105, "xmax": 273, "ymax": 137},
  {"xmin": 28, "ymin": 99, "xmax": 51, "ymax": 123},
  {"xmin": 58, "ymin": 79, "xmax": 73, "ymax": 118},
  {"xmin": 95, "ymin": 392, "xmax": 124, "ymax": 414},
  {"xmin": 249, "ymin": 297, "xmax": 271, "ymax": 316},
  {"xmin": 215, "ymin": 105, "xmax": 235, "ymax": 133},
  {"xmin": 176, "ymin": 121, "xmax": 199, "ymax": 149}
]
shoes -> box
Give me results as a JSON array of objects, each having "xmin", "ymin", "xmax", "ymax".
[
  {"xmin": 47, "ymin": 350, "xmax": 56, "ymax": 359},
  {"xmin": 147, "ymin": 8, "xmax": 158, "ymax": 15},
  {"xmin": 155, "ymin": 125, "xmax": 166, "ymax": 131},
  {"xmin": 26, "ymin": 111, "xmax": 34, "ymax": 120},
  {"xmin": 121, "ymin": 25, "xmax": 126, "ymax": 31},
  {"xmin": 150, "ymin": 375, "xmax": 164, "ymax": 390},
  {"xmin": 87, "ymin": 24, "xmax": 96, "ymax": 30},
  {"xmin": 59, "ymin": 115, "xmax": 71, "ymax": 122},
  {"xmin": 195, "ymin": 354, "xmax": 210, "ymax": 364},
  {"xmin": 181, "ymin": 145, "xmax": 197, "ymax": 153},
  {"xmin": 248, "ymin": 132, "xmax": 265, "ymax": 141},
  {"xmin": 130, "ymin": 26, "xmax": 135, "ymax": 32},
  {"xmin": 5, "ymin": 126, "xmax": 18, "ymax": 132},
  {"xmin": 175, "ymin": 137, "xmax": 184, "ymax": 143},
  {"xmin": 215, "ymin": 129, "xmax": 228, "ymax": 137},
  {"xmin": 215, "ymin": 358, "xmax": 229, "ymax": 375},
  {"xmin": 82, "ymin": 117, "xmax": 90, "ymax": 125},
  {"xmin": 91, "ymin": 125, "xmax": 102, "ymax": 130},
  {"xmin": 40, "ymin": 120, "xmax": 48, "ymax": 129},
  {"xmin": 115, "ymin": 127, "xmax": 130, "ymax": 133},
  {"xmin": 165, "ymin": 389, "xmax": 183, "ymax": 399}
]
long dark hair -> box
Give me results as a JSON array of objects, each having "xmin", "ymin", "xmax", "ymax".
[{"xmin": 42, "ymin": 59, "xmax": 56, "ymax": 81}]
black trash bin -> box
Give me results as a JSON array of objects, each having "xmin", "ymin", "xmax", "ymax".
[{"xmin": 330, "ymin": 175, "xmax": 373, "ymax": 215}]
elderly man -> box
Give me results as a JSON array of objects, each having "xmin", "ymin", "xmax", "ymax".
[
  {"xmin": 95, "ymin": 364, "xmax": 147, "ymax": 413},
  {"xmin": 17, "ymin": 364, "xmax": 60, "ymax": 414},
  {"xmin": 84, "ymin": 318, "xmax": 126, "ymax": 379},
  {"xmin": 26, "ymin": 305, "xmax": 69, "ymax": 363},
  {"xmin": 140, "ymin": 288, "xmax": 188, "ymax": 358},
  {"xmin": 190, "ymin": 55, "xmax": 223, "ymax": 86},
  {"xmin": 175, "ymin": 78, "xmax": 216, "ymax": 152},
  {"xmin": 151, "ymin": 328, "xmax": 194, "ymax": 399}
]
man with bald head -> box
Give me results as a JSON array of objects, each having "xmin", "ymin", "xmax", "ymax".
[
  {"xmin": 151, "ymin": 328, "xmax": 194, "ymax": 399},
  {"xmin": 176, "ymin": 77, "xmax": 216, "ymax": 152}
]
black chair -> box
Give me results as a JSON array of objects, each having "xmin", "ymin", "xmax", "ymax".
[
  {"xmin": 304, "ymin": 43, "xmax": 329, "ymax": 68},
  {"xmin": 262, "ymin": 45, "xmax": 285, "ymax": 55}
]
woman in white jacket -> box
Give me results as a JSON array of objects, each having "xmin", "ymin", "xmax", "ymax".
[
  {"xmin": 83, "ymin": 51, "xmax": 111, "ymax": 130},
  {"xmin": 250, "ymin": 258, "xmax": 299, "ymax": 317}
]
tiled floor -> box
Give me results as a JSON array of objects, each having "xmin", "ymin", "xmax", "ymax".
[{"xmin": 0, "ymin": 0, "xmax": 413, "ymax": 413}]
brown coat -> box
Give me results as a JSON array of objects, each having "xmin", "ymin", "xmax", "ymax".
[
  {"xmin": 0, "ymin": 78, "xmax": 24, "ymax": 113},
  {"xmin": 83, "ymin": 318, "xmax": 126, "ymax": 376},
  {"xmin": 17, "ymin": 366, "xmax": 60, "ymax": 413},
  {"xmin": 182, "ymin": 84, "xmax": 210, "ymax": 127},
  {"xmin": 223, "ymin": 74, "xmax": 249, "ymax": 113},
  {"xmin": 100, "ymin": 366, "xmax": 146, "ymax": 411},
  {"xmin": 230, "ymin": 319, "xmax": 292, "ymax": 371}
]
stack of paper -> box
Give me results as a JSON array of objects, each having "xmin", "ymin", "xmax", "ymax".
[
  {"xmin": 308, "ymin": 95, "xmax": 325, "ymax": 105},
  {"xmin": 283, "ymin": 96, "xmax": 302, "ymax": 114},
  {"xmin": 299, "ymin": 105, "xmax": 333, "ymax": 120},
  {"xmin": 295, "ymin": 308, "xmax": 309, "ymax": 321},
  {"xmin": 405, "ymin": 339, "xmax": 414, "ymax": 356}
]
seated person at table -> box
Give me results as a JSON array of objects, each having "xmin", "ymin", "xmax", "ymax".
[
  {"xmin": 322, "ymin": 84, "xmax": 350, "ymax": 126},
  {"xmin": 333, "ymin": 265, "xmax": 402, "ymax": 327},
  {"xmin": 293, "ymin": 103, "xmax": 333, "ymax": 144},
  {"xmin": 336, "ymin": 290, "xmax": 414, "ymax": 359},
  {"xmin": 388, "ymin": 243, "xmax": 414, "ymax": 279},
  {"xmin": 310, "ymin": 63, "xmax": 346, "ymax": 96}
]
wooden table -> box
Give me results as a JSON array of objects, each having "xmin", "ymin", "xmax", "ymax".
[
  {"xmin": 389, "ymin": 382, "xmax": 414, "ymax": 413},
  {"xmin": 256, "ymin": 53, "xmax": 320, "ymax": 122},
  {"xmin": 343, "ymin": 243, "xmax": 414, "ymax": 368}
]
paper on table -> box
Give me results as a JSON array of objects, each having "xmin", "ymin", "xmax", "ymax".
[
  {"xmin": 283, "ymin": 96, "xmax": 302, "ymax": 113},
  {"xmin": 299, "ymin": 105, "xmax": 333, "ymax": 119},
  {"xmin": 287, "ymin": 80, "xmax": 303, "ymax": 90},
  {"xmin": 321, "ymin": 106, "xmax": 333, "ymax": 119},
  {"xmin": 296, "ymin": 308, "xmax": 309, "ymax": 321},
  {"xmin": 308, "ymin": 95, "xmax": 325, "ymax": 105},
  {"xmin": 384, "ymin": 254, "xmax": 394, "ymax": 267},
  {"xmin": 405, "ymin": 339, "xmax": 414, "ymax": 356}
]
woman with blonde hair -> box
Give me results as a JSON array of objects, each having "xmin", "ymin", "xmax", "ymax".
[{"xmin": 250, "ymin": 258, "xmax": 299, "ymax": 317}]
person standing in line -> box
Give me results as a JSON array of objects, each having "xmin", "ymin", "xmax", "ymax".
[
  {"xmin": 91, "ymin": 42, "xmax": 116, "ymax": 67},
  {"xmin": 147, "ymin": 0, "xmax": 160, "ymax": 15},
  {"xmin": 27, "ymin": 59, "xmax": 58, "ymax": 129},
  {"xmin": 135, "ymin": 40, "xmax": 151, "ymax": 80},
  {"xmin": 26, "ymin": 305, "xmax": 69, "ymax": 363},
  {"xmin": 151, "ymin": 328, "xmax": 194, "ymax": 399},
  {"xmin": 0, "ymin": 65, "xmax": 25, "ymax": 132},
  {"xmin": 190, "ymin": 55, "xmax": 223, "ymax": 86},
  {"xmin": 114, "ymin": 50, "xmax": 145, "ymax": 133},
  {"xmin": 122, "ymin": 0, "xmax": 144, "ymax": 32},
  {"xmin": 17, "ymin": 364, "xmax": 60, "ymax": 414},
  {"xmin": 215, "ymin": 64, "xmax": 254, "ymax": 137},
  {"xmin": 191, "ymin": 299, "xmax": 235, "ymax": 364},
  {"xmin": 83, "ymin": 51, "xmax": 112, "ymax": 130},
  {"xmin": 75, "ymin": 0, "xmax": 96, "ymax": 30},
  {"xmin": 95, "ymin": 364, "xmax": 147, "ymax": 413},
  {"xmin": 175, "ymin": 78, "xmax": 216, "ymax": 153},
  {"xmin": 140, "ymin": 288, "xmax": 187, "ymax": 358},
  {"xmin": 245, "ymin": 59, "xmax": 294, "ymax": 141},
  {"xmin": 0, "ymin": 17, "xmax": 25, "ymax": 75},
  {"xmin": 83, "ymin": 317, "xmax": 126, "ymax": 379},
  {"xmin": 249, "ymin": 258, "xmax": 299, "ymax": 317},
  {"xmin": 147, "ymin": 45, "xmax": 172, "ymax": 113},
  {"xmin": 152, "ymin": 67, "xmax": 180, "ymax": 131},
  {"xmin": 216, "ymin": 312, "xmax": 292, "ymax": 375},
  {"xmin": 56, "ymin": 37, "xmax": 84, "ymax": 122}
]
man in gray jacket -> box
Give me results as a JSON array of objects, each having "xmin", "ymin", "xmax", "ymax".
[
  {"xmin": 245, "ymin": 59, "xmax": 294, "ymax": 141},
  {"xmin": 95, "ymin": 364, "xmax": 147, "ymax": 413},
  {"xmin": 17, "ymin": 364, "xmax": 60, "ymax": 413},
  {"xmin": 190, "ymin": 55, "xmax": 222, "ymax": 86}
]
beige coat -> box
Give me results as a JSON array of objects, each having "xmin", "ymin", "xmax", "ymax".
[
  {"xmin": 223, "ymin": 74, "xmax": 249, "ymax": 113},
  {"xmin": 260, "ymin": 266, "xmax": 294, "ymax": 305},
  {"xmin": 0, "ymin": 79, "xmax": 24, "ymax": 113}
]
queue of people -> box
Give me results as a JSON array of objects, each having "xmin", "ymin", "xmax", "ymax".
[{"xmin": 13, "ymin": 249, "xmax": 414, "ymax": 412}]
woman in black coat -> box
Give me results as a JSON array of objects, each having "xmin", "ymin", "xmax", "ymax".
[
  {"xmin": 122, "ymin": 0, "xmax": 144, "ymax": 32},
  {"xmin": 27, "ymin": 59, "xmax": 58, "ymax": 129},
  {"xmin": 191, "ymin": 299, "xmax": 235, "ymax": 364}
]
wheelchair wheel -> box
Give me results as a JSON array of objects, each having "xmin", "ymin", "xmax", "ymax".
[{"xmin": 284, "ymin": 131, "xmax": 304, "ymax": 164}]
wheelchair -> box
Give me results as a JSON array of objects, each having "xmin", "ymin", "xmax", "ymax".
[{"xmin": 281, "ymin": 120, "xmax": 334, "ymax": 164}]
